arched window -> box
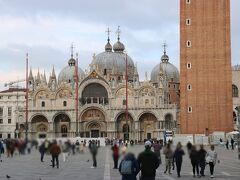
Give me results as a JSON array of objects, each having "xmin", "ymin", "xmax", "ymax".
[
  {"xmin": 232, "ymin": 84, "xmax": 239, "ymax": 97},
  {"xmin": 63, "ymin": 101, "xmax": 67, "ymax": 107},
  {"xmin": 41, "ymin": 101, "xmax": 45, "ymax": 107}
]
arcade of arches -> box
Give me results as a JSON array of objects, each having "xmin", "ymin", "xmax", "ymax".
[{"xmin": 29, "ymin": 111, "xmax": 175, "ymax": 140}]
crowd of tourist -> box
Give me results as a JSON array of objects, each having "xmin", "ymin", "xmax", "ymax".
[{"xmin": 0, "ymin": 137, "xmax": 235, "ymax": 179}]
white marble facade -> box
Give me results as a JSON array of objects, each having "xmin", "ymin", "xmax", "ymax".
[{"xmin": 1, "ymin": 37, "xmax": 180, "ymax": 141}]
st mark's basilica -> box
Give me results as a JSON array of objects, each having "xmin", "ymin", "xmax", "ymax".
[{"xmin": 16, "ymin": 30, "xmax": 180, "ymax": 141}]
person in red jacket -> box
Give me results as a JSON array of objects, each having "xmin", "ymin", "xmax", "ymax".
[
  {"xmin": 112, "ymin": 142, "xmax": 120, "ymax": 169},
  {"xmin": 50, "ymin": 140, "xmax": 61, "ymax": 168}
]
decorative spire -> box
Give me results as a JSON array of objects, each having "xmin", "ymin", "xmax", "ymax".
[
  {"xmin": 43, "ymin": 70, "xmax": 47, "ymax": 84},
  {"xmin": 29, "ymin": 67, "xmax": 33, "ymax": 80},
  {"xmin": 52, "ymin": 65, "xmax": 56, "ymax": 79},
  {"xmin": 134, "ymin": 62, "xmax": 138, "ymax": 75},
  {"xmin": 37, "ymin": 68, "xmax": 40, "ymax": 80}
]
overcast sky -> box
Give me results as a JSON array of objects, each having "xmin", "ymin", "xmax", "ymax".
[{"xmin": 0, "ymin": 0, "xmax": 239, "ymax": 90}]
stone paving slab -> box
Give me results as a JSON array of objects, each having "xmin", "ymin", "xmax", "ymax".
[{"xmin": 0, "ymin": 145, "xmax": 239, "ymax": 180}]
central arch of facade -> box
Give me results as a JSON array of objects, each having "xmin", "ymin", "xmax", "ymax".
[
  {"xmin": 80, "ymin": 108, "xmax": 107, "ymax": 138},
  {"xmin": 139, "ymin": 112, "xmax": 157, "ymax": 141},
  {"xmin": 116, "ymin": 112, "xmax": 133, "ymax": 141}
]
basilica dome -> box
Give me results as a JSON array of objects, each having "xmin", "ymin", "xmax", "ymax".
[
  {"xmin": 58, "ymin": 58, "xmax": 85, "ymax": 84},
  {"xmin": 93, "ymin": 38, "xmax": 135, "ymax": 80},
  {"xmin": 151, "ymin": 51, "xmax": 179, "ymax": 83}
]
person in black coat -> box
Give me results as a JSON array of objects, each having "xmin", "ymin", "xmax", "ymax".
[
  {"xmin": 189, "ymin": 145, "xmax": 199, "ymax": 177},
  {"xmin": 137, "ymin": 141, "xmax": 159, "ymax": 180},
  {"xmin": 198, "ymin": 145, "xmax": 207, "ymax": 177},
  {"xmin": 173, "ymin": 142, "xmax": 185, "ymax": 178}
]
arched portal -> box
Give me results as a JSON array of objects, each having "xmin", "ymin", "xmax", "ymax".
[
  {"xmin": 139, "ymin": 113, "xmax": 157, "ymax": 140},
  {"xmin": 53, "ymin": 113, "xmax": 71, "ymax": 137},
  {"xmin": 116, "ymin": 112, "xmax": 133, "ymax": 141},
  {"xmin": 31, "ymin": 114, "xmax": 48, "ymax": 139},
  {"xmin": 81, "ymin": 108, "xmax": 106, "ymax": 137},
  {"xmin": 81, "ymin": 83, "xmax": 108, "ymax": 105}
]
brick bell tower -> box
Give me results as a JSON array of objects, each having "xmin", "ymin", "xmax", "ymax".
[{"xmin": 180, "ymin": 0, "xmax": 233, "ymax": 134}]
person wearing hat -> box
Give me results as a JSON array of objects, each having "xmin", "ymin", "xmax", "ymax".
[{"xmin": 137, "ymin": 141, "xmax": 160, "ymax": 180}]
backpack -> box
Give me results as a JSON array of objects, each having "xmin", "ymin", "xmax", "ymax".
[{"xmin": 120, "ymin": 160, "xmax": 133, "ymax": 175}]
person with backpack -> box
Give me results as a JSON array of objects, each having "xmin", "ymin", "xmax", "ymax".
[
  {"xmin": 50, "ymin": 140, "xmax": 61, "ymax": 168},
  {"xmin": 173, "ymin": 142, "xmax": 185, "ymax": 178},
  {"xmin": 198, "ymin": 145, "xmax": 207, "ymax": 177},
  {"xmin": 89, "ymin": 140, "xmax": 98, "ymax": 168},
  {"xmin": 119, "ymin": 149, "xmax": 139, "ymax": 180},
  {"xmin": 189, "ymin": 145, "xmax": 200, "ymax": 177},
  {"xmin": 137, "ymin": 141, "xmax": 159, "ymax": 180},
  {"xmin": 112, "ymin": 142, "xmax": 120, "ymax": 169},
  {"xmin": 163, "ymin": 143, "xmax": 173, "ymax": 174}
]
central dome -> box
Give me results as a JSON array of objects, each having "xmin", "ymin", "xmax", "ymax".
[{"xmin": 95, "ymin": 51, "xmax": 135, "ymax": 78}]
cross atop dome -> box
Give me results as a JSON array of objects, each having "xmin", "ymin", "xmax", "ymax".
[
  {"xmin": 161, "ymin": 41, "xmax": 169, "ymax": 63},
  {"xmin": 70, "ymin": 43, "xmax": 75, "ymax": 58},
  {"xmin": 105, "ymin": 27, "xmax": 112, "ymax": 43},
  {"xmin": 162, "ymin": 41, "xmax": 168, "ymax": 55},
  {"xmin": 116, "ymin": 26, "xmax": 121, "ymax": 41}
]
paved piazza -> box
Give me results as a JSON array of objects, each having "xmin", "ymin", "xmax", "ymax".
[{"xmin": 0, "ymin": 145, "xmax": 239, "ymax": 180}]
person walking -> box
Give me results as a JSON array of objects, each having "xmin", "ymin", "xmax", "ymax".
[
  {"xmin": 198, "ymin": 145, "xmax": 207, "ymax": 177},
  {"xmin": 62, "ymin": 141, "xmax": 70, "ymax": 162},
  {"xmin": 206, "ymin": 145, "xmax": 219, "ymax": 178},
  {"xmin": 119, "ymin": 150, "xmax": 140, "ymax": 180},
  {"xmin": 39, "ymin": 142, "xmax": 46, "ymax": 162},
  {"xmin": 112, "ymin": 142, "xmax": 120, "ymax": 169},
  {"xmin": 163, "ymin": 143, "xmax": 173, "ymax": 174},
  {"xmin": 186, "ymin": 141, "xmax": 192, "ymax": 155},
  {"xmin": 189, "ymin": 145, "xmax": 199, "ymax": 177},
  {"xmin": 173, "ymin": 142, "xmax": 185, "ymax": 178},
  {"xmin": 226, "ymin": 139, "xmax": 229, "ymax": 149},
  {"xmin": 0, "ymin": 140, "xmax": 4, "ymax": 159},
  {"xmin": 152, "ymin": 140, "xmax": 162, "ymax": 165},
  {"xmin": 137, "ymin": 141, "xmax": 159, "ymax": 180},
  {"xmin": 230, "ymin": 138, "xmax": 235, "ymax": 150},
  {"xmin": 89, "ymin": 140, "xmax": 98, "ymax": 168},
  {"xmin": 50, "ymin": 140, "xmax": 61, "ymax": 168},
  {"xmin": 80, "ymin": 141, "xmax": 84, "ymax": 153}
]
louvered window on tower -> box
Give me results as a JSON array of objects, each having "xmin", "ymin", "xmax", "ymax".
[
  {"xmin": 187, "ymin": 63, "xmax": 191, "ymax": 69},
  {"xmin": 187, "ymin": 41, "xmax": 191, "ymax": 47},
  {"xmin": 186, "ymin": 0, "xmax": 191, "ymax": 4},
  {"xmin": 187, "ymin": 84, "xmax": 192, "ymax": 91}
]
